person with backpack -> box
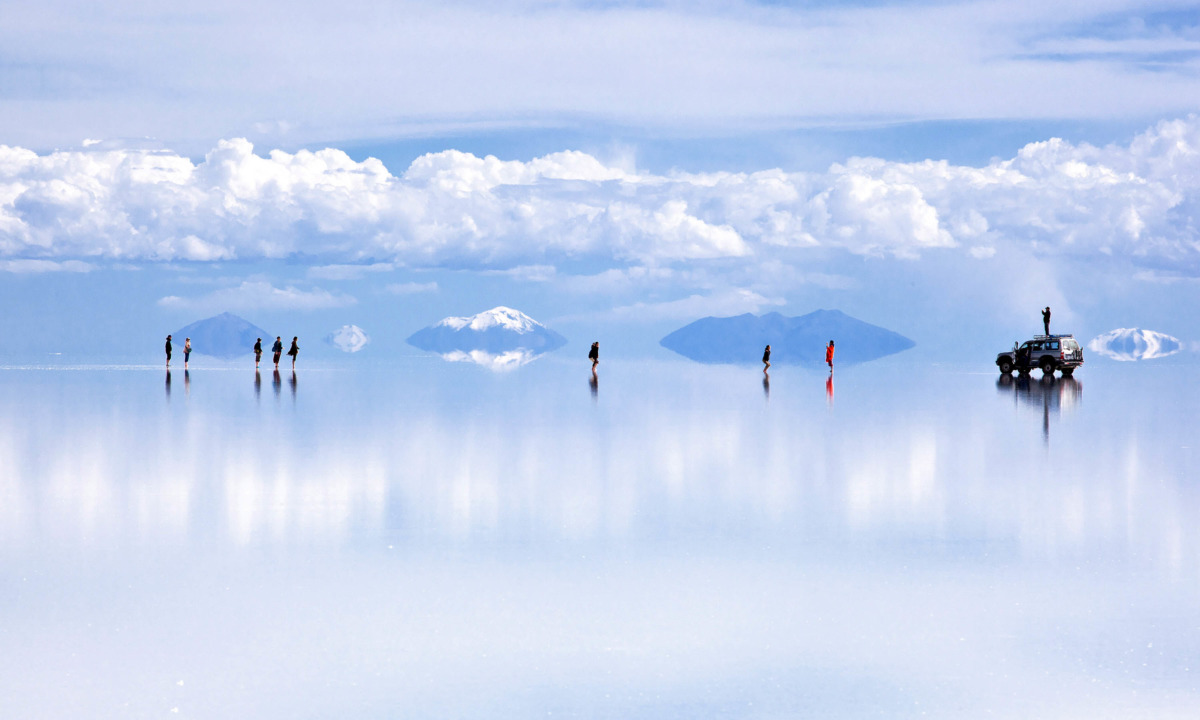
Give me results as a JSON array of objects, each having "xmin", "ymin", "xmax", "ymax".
[
  {"xmin": 272, "ymin": 337, "xmax": 283, "ymax": 369},
  {"xmin": 254, "ymin": 338, "xmax": 263, "ymax": 370}
]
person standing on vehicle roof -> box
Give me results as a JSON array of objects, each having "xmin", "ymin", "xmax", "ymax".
[{"xmin": 1042, "ymin": 307, "xmax": 1051, "ymax": 336}]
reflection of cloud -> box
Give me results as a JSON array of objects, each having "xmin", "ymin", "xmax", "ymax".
[
  {"xmin": 158, "ymin": 280, "xmax": 356, "ymax": 312},
  {"xmin": 440, "ymin": 349, "xmax": 541, "ymax": 371},
  {"xmin": 327, "ymin": 325, "xmax": 370, "ymax": 353},
  {"xmin": 1088, "ymin": 328, "xmax": 1181, "ymax": 361}
]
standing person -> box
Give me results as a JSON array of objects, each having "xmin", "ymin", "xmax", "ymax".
[
  {"xmin": 762, "ymin": 344, "xmax": 771, "ymax": 372},
  {"xmin": 183, "ymin": 338, "xmax": 191, "ymax": 369},
  {"xmin": 288, "ymin": 337, "xmax": 299, "ymax": 369},
  {"xmin": 1042, "ymin": 306, "xmax": 1051, "ymax": 336},
  {"xmin": 272, "ymin": 336, "xmax": 283, "ymax": 369},
  {"xmin": 588, "ymin": 342, "xmax": 599, "ymax": 373},
  {"xmin": 165, "ymin": 335, "xmax": 172, "ymax": 367},
  {"xmin": 254, "ymin": 338, "xmax": 263, "ymax": 370},
  {"xmin": 825, "ymin": 340, "xmax": 835, "ymax": 373}
]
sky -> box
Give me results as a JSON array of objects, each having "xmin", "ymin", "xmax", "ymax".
[{"xmin": 1, "ymin": 0, "xmax": 1199, "ymax": 363}]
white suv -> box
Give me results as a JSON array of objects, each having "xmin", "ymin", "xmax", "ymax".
[{"xmin": 996, "ymin": 335, "xmax": 1084, "ymax": 376}]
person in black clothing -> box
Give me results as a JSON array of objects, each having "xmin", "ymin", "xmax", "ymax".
[
  {"xmin": 165, "ymin": 335, "xmax": 172, "ymax": 367},
  {"xmin": 254, "ymin": 338, "xmax": 263, "ymax": 369},
  {"xmin": 288, "ymin": 337, "xmax": 299, "ymax": 369},
  {"xmin": 1042, "ymin": 307, "xmax": 1051, "ymax": 336},
  {"xmin": 589, "ymin": 342, "xmax": 599, "ymax": 373},
  {"xmin": 762, "ymin": 344, "xmax": 771, "ymax": 372},
  {"xmin": 272, "ymin": 337, "xmax": 283, "ymax": 369}
]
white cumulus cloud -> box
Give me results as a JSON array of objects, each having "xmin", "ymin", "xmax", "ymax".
[
  {"xmin": 158, "ymin": 280, "xmax": 356, "ymax": 312},
  {"xmin": 2, "ymin": 117, "xmax": 1200, "ymax": 276}
]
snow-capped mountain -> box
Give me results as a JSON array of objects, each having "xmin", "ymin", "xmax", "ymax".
[
  {"xmin": 407, "ymin": 307, "xmax": 567, "ymax": 357},
  {"xmin": 661, "ymin": 309, "xmax": 914, "ymax": 366},
  {"xmin": 1088, "ymin": 328, "xmax": 1181, "ymax": 361}
]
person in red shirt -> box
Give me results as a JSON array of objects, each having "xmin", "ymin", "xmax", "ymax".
[{"xmin": 825, "ymin": 340, "xmax": 835, "ymax": 372}]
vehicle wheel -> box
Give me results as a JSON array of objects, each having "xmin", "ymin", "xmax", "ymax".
[
  {"xmin": 1039, "ymin": 357, "xmax": 1055, "ymax": 376},
  {"xmin": 998, "ymin": 358, "xmax": 1013, "ymax": 374}
]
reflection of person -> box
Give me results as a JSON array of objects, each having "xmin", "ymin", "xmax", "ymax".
[
  {"xmin": 254, "ymin": 370, "xmax": 261, "ymax": 400},
  {"xmin": 825, "ymin": 340, "xmax": 835, "ymax": 372},
  {"xmin": 762, "ymin": 374, "xmax": 769, "ymax": 400},
  {"xmin": 272, "ymin": 337, "xmax": 283, "ymax": 369},
  {"xmin": 589, "ymin": 342, "xmax": 599, "ymax": 373},
  {"xmin": 1042, "ymin": 307, "xmax": 1051, "ymax": 336},
  {"xmin": 165, "ymin": 335, "xmax": 172, "ymax": 367},
  {"xmin": 762, "ymin": 344, "xmax": 771, "ymax": 372},
  {"xmin": 184, "ymin": 338, "xmax": 191, "ymax": 369},
  {"xmin": 254, "ymin": 338, "xmax": 263, "ymax": 369},
  {"xmin": 184, "ymin": 369, "xmax": 190, "ymax": 395},
  {"xmin": 273, "ymin": 369, "xmax": 281, "ymax": 398},
  {"xmin": 826, "ymin": 374, "xmax": 834, "ymax": 406},
  {"xmin": 289, "ymin": 370, "xmax": 297, "ymax": 398},
  {"xmin": 165, "ymin": 369, "xmax": 171, "ymax": 396},
  {"xmin": 589, "ymin": 372, "xmax": 598, "ymax": 400},
  {"xmin": 287, "ymin": 337, "xmax": 299, "ymax": 369}
]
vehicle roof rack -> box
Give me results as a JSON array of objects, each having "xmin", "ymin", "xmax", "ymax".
[{"xmin": 1033, "ymin": 334, "xmax": 1074, "ymax": 340}]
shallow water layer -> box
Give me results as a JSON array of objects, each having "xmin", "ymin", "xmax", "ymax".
[{"xmin": 1, "ymin": 358, "xmax": 1197, "ymax": 719}]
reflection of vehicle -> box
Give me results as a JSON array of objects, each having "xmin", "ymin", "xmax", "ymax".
[
  {"xmin": 997, "ymin": 373, "xmax": 1082, "ymax": 442},
  {"xmin": 996, "ymin": 335, "xmax": 1083, "ymax": 376}
]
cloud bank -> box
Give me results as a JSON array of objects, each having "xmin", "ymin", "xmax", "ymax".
[
  {"xmin": 158, "ymin": 280, "xmax": 356, "ymax": 312},
  {"xmin": 2, "ymin": 117, "xmax": 1200, "ymax": 277}
]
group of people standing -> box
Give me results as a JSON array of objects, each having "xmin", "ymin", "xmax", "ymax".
[
  {"xmin": 165, "ymin": 335, "xmax": 300, "ymax": 369},
  {"xmin": 761, "ymin": 340, "xmax": 836, "ymax": 373},
  {"xmin": 253, "ymin": 336, "xmax": 300, "ymax": 370}
]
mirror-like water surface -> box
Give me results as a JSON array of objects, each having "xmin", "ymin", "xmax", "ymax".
[{"xmin": 1, "ymin": 359, "xmax": 1197, "ymax": 718}]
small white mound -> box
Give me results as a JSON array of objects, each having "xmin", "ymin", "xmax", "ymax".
[
  {"xmin": 1088, "ymin": 328, "xmax": 1180, "ymax": 361},
  {"xmin": 327, "ymin": 324, "xmax": 370, "ymax": 353}
]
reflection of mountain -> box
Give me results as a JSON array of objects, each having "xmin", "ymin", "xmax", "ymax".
[
  {"xmin": 173, "ymin": 312, "xmax": 271, "ymax": 358},
  {"xmin": 439, "ymin": 349, "xmax": 542, "ymax": 371},
  {"xmin": 661, "ymin": 309, "xmax": 914, "ymax": 365},
  {"xmin": 407, "ymin": 307, "xmax": 566, "ymax": 360},
  {"xmin": 1088, "ymin": 328, "xmax": 1181, "ymax": 361}
]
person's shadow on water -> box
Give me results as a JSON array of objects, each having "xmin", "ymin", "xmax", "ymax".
[
  {"xmin": 273, "ymin": 369, "xmax": 281, "ymax": 399},
  {"xmin": 589, "ymin": 372, "xmax": 598, "ymax": 402},
  {"xmin": 762, "ymin": 372, "xmax": 769, "ymax": 401},
  {"xmin": 165, "ymin": 370, "xmax": 171, "ymax": 400},
  {"xmin": 289, "ymin": 371, "xmax": 297, "ymax": 401}
]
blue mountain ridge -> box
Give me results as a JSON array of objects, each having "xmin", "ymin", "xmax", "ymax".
[
  {"xmin": 172, "ymin": 312, "xmax": 272, "ymax": 358},
  {"xmin": 660, "ymin": 309, "xmax": 914, "ymax": 366}
]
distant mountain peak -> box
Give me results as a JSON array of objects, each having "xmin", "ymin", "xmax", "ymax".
[
  {"xmin": 172, "ymin": 312, "xmax": 271, "ymax": 358},
  {"xmin": 438, "ymin": 306, "xmax": 543, "ymax": 334},
  {"xmin": 408, "ymin": 307, "xmax": 567, "ymax": 362},
  {"xmin": 661, "ymin": 309, "xmax": 913, "ymax": 366}
]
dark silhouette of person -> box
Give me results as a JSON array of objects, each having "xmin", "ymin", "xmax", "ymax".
[
  {"xmin": 183, "ymin": 338, "xmax": 191, "ymax": 369},
  {"xmin": 254, "ymin": 338, "xmax": 263, "ymax": 369},
  {"xmin": 589, "ymin": 342, "xmax": 599, "ymax": 373},
  {"xmin": 762, "ymin": 344, "xmax": 771, "ymax": 372},
  {"xmin": 272, "ymin": 337, "xmax": 283, "ymax": 369},
  {"xmin": 1042, "ymin": 307, "xmax": 1051, "ymax": 336},
  {"xmin": 287, "ymin": 337, "xmax": 299, "ymax": 369},
  {"xmin": 825, "ymin": 340, "xmax": 835, "ymax": 372},
  {"xmin": 165, "ymin": 335, "xmax": 172, "ymax": 367}
]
